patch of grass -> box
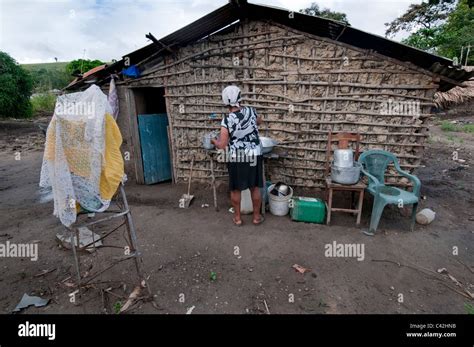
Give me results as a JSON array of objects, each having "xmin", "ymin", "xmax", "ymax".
[
  {"xmin": 440, "ymin": 121, "xmax": 458, "ymax": 132},
  {"xmin": 440, "ymin": 121, "xmax": 474, "ymax": 134},
  {"xmin": 465, "ymin": 303, "xmax": 474, "ymax": 314},
  {"xmin": 31, "ymin": 93, "xmax": 56, "ymax": 115},
  {"xmin": 446, "ymin": 134, "xmax": 455, "ymax": 142},
  {"xmin": 462, "ymin": 124, "xmax": 474, "ymax": 133},
  {"xmin": 113, "ymin": 301, "xmax": 123, "ymax": 314}
]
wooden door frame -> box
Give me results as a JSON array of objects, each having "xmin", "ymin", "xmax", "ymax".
[{"xmin": 125, "ymin": 87, "xmax": 145, "ymax": 184}]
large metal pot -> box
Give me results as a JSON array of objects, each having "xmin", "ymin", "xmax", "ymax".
[
  {"xmin": 333, "ymin": 149, "xmax": 354, "ymax": 168},
  {"xmin": 260, "ymin": 136, "xmax": 278, "ymax": 154},
  {"xmin": 331, "ymin": 162, "xmax": 362, "ymax": 185}
]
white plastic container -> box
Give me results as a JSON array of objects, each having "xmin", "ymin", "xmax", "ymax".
[
  {"xmin": 267, "ymin": 184, "xmax": 293, "ymax": 216},
  {"xmin": 416, "ymin": 208, "xmax": 436, "ymax": 225},
  {"xmin": 240, "ymin": 189, "xmax": 253, "ymax": 215}
]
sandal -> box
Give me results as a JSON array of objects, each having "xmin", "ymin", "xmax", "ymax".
[
  {"xmin": 252, "ymin": 216, "xmax": 265, "ymax": 226},
  {"xmin": 233, "ymin": 217, "xmax": 243, "ymax": 226}
]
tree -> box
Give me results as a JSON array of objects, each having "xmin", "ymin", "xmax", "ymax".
[
  {"xmin": 299, "ymin": 3, "xmax": 350, "ymax": 25},
  {"xmin": 66, "ymin": 59, "xmax": 105, "ymax": 76},
  {"xmin": 436, "ymin": 0, "xmax": 474, "ymax": 64},
  {"xmin": 0, "ymin": 52, "xmax": 33, "ymax": 119},
  {"xmin": 385, "ymin": 0, "xmax": 474, "ymax": 64},
  {"xmin": 401, "ymin": 27, "xmax": 444, "ymax": 53},
  {"xmin": 385, "ymin": 0, "xmax": 456, "ymax": 37}
]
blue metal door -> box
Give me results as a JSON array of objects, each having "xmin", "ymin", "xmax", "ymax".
[{"xmin": 138, "ymin": 114, "xmax": 172, "ymax": 184}]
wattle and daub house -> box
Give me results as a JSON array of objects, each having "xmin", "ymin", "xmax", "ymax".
[{"xmin": 66, "ymin": 0, "xmax": 473, "ymax": 188}]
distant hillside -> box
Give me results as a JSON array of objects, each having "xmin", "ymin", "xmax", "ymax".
[
  {"xmin": 22, "ymin": 61, "xmax": 69, "ymax": 70},
  {"xmin": 22, "ymin": 62, "xmax": 73, "ymax": 92}
]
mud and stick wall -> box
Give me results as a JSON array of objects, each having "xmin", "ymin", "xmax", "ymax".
[{"xmin": 121, "ymin": 20, "xmax": 439, "ymax": 188}]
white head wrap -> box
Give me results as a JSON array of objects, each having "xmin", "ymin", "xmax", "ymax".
[{"xmin": 222, "ymin": 85, "xmax": 242, "ymax": 107}]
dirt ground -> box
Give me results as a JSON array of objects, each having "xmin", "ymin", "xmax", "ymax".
[{"xmin": 0, "ymin": 115, "xmax": 473, "ymax": 314}]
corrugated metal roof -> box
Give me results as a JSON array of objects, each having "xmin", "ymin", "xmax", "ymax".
[
  {"xmin": 66, "ymin": 0, "xmax": 473, "ymax": 91},
  {"xmin": 65, "ymin": 60, "xmax": 123, "ymax": 90},
  {"xmin": 123, "ymin": 3, "xmax": 240, "ymax": 66},
  {"xmin": 83, "ymin": 64, "xmax": 107, "ymax": 78}
]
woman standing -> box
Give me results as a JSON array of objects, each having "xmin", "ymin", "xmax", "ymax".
[{"xmin": 211, "ymin": 86, "xmax": 264, "ymax": 226}]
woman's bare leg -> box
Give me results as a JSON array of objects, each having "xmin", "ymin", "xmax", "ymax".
[
  {"xmin": 230, "ymin": 190, "xmax": 242, "ymax": 224},
  {"xmin": 250, "ymin": 187, "xmax": 262, "ymax": 223}
]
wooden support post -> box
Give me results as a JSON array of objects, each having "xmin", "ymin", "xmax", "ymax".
[{"xmin": 125, "ymin": 88, "xmax": 145, "ymax": 184}]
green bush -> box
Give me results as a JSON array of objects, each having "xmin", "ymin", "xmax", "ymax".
[
  {"xmin": 66, "ymin": 59, "xmax": 105, "ymax": 76},
  {"xmin": 31, "ymin": 93, "xmax": 56, "ymax": 115},
  {"xmin": 0, "ymin": 51, "xmax": 33, "ymax": 119}
]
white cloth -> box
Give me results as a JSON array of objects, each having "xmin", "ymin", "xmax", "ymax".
[
  {"xmin": 40, "ymin": 85, "xmax": 112, "ymax": 226},
  {"xmin": 108, "ymin": 77, "xmax": 119, "ymax": 120}
]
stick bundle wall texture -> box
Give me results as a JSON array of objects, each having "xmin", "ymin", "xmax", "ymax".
[{"xmin": 122, "ymin": 20, "xmax": 438, "ymax": 188}]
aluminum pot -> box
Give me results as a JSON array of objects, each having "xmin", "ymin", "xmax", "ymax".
[
  {"xmin": 333, "ymin": 149, "xmax": 354, "ymax": 168},
  {"xmin": 277, "ymin": 184, "xmax": 289, "ymax": 196},
  {"xmin": 202, "ymin": 131, "xmax": 219, "ymax": 150},
  {"xmin": 331, "ymin": 162, "xmax": 362, "ymax": 185}
]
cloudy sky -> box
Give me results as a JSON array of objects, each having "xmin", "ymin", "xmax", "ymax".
[{"xmin": 0, "ymin": 0, "xmax": 419, "ymax": 64}]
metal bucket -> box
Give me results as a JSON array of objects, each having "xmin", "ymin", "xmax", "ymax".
[{"xmin": 331, "ymin": 162, "xmax": 362, "ymax": 185}]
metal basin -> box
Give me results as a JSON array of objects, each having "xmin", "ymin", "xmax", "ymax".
[
  {"xmin": 331, "ymin": 162, "xmax": 362, "ymax": 185},
  {"xmin": 260, "ymin": 136, "xmax": 278, "ymax": 154}
]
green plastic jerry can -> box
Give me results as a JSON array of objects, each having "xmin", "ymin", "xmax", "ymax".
[{"xmin": 290, "ymin": 197, "xmax": 326, "ymax": 224}]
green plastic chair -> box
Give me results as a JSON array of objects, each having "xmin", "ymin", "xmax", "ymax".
[{"xmin": 358, "ymin": 150, "xmax": 421, "ymax": 236}]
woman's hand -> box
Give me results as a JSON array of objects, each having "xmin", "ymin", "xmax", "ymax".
[{"xmin": 212, "ymin": 127, "xmax": 230, "ymax": 149}]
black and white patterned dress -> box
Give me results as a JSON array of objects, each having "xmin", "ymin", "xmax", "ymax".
[
  {"xmin": 221, "ymin": 106, "xmax": 261, "ymax": 156},
  {"xmin": 221, "ymin": 106, "xmax": 263, "ymax": 191}
]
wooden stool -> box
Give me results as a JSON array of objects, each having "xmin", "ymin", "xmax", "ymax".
[{"xmin": 325, "ymin": 132, "xmax": 365, "ymax": 225}]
